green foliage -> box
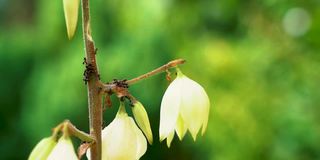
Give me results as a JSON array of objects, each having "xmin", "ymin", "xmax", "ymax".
[{"xmin": 0, "ymin": 0, "xmax": 320, "ymax": 159}]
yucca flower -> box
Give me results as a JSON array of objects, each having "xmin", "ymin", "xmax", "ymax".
[
  {"xmin": 28, "ymin": 136, "xmax": 57, "ymax": 160},
  {"xmin": 159, "ymin": 68, "xmax": 210, "ymax": 147},
  {"xmin": 47, "ymin": 134, "xmax": 78, "ymax": 160},
  {"xmin": 88, "ymin": 102, "xmax": 147, "ymax": 160}
]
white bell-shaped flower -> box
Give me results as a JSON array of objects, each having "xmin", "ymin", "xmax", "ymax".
[
  {"xmin": 100, "ymin": 102, "xmax": 147, "ymax": 160},
  {"xmin": 28, "ymin": 136, "xmax": 57, "ymax": 160},
  {"xmin": 47, "ymin": 134, "xmax": 78, "ymax": 160},
  {"xmin": 159, "ymin": 68, "xmax": 210, "ymax": 147}
]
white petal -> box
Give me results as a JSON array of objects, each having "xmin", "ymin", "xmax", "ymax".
[
  {"xmin": 128, "ymin": 118, "xmax": 147, "ymax": 159},
  {"xmin": 159, "ymin": 78, "xmax": 182, "ymax": 141},
  {"xmin": 101, "ymin": 115, "xmax": 138, "ymax": 160},
  {"xmin": 28, "ymin": 136, "xmax": 57, "ymax": 160},
  {"xmin": 47, "ymin": 136, "xmax": 77, "ymax": 160},
  {"xmin": 99, "ymin": 104, "xmax": 147, "ymax": 160},
  {"xmin": 201, "ymin": 95, "xmax": 210, "ymax": 135},
  {"xmin": 179, "ymin": 75, "xmax": 210, "ymax": 140},
  {"xmin": 166, "ymin": 130, "xmax": 175, "ymax": 148},
  {"xmin": 175, "ymin": 114, "xmax": 188, "ymax": 141}
]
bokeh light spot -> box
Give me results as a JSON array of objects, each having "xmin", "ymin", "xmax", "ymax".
[{"xmin": 282, "ymin": 7, "xmax": 311, "ymax": 37}]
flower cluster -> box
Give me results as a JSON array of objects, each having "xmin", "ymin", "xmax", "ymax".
[
  {"xmin": 28, "ymin": 68, "xmax": 210, "ymax": 160},
  {"xmin": 95, "ymin": 68, "xmax": 210, "ymax": 158}
]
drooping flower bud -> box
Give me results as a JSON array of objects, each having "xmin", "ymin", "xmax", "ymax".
[
  {"xmin": 132, "ymin": 101, "xmax": 153, "ymax": 144},
  {"xmin": 159, "ymin": 68, "xmax": 210, "ymax": 147},
  {"xmin": 47, "ymin": 135, "xmax": 78, "ymax": 160},
  {"xmin": 28, "ymin": 136, "xmax": 57, "ymax": 160},
  {"xmin": 93, "ymin": 102, "xmax": 147, "ymax": 160},
  {"xmin": 63, "ymin": 0, "xmax": 80, "ymax": 39}
]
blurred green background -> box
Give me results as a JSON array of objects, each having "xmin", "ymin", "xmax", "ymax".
[{"xmin": 1, "ymin": 0, "xmax": 320, "ymax": 159}]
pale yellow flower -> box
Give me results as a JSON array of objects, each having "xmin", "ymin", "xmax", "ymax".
[
  {"xmin": 96, "ymin": 102, "xmax": 147, "ymax": 160},
  {"xmin": 28, "ymin": 136, "xmax": 57, "ymax": 160},
  {"xmin": 47, "ymin": 135, "xmax": 78, "ymax": 160},
  {"xmin": 159, "ymin": 69, "xmax": 210, "ymax": 147}
]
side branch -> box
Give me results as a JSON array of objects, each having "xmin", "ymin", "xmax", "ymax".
[
  {"xmin": 52, "ymin": 120, "xmax": 95, "ymax": 142},
  {"xmin": 126, "ymin": 58, "xmax": 186, "ymax": 85},
  {"xmin": 65, "ymin": 121, "xmax": 95, "ymax": 142},
  {"xmin": 99, "ymin": 59, "xmax": 185, "ymax": 102}
]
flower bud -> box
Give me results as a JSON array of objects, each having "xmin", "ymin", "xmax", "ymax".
[
  {"xmin": 159, "ymin": 68, "xmax": 210, "ymax": 147},
  {"xmin": 63, "ymin": 0, "xmax": 79, "ymax": 39},
  {"xmin": 28, "ymin": 136, "xmax": 57, "ymax": 160},
  {"xmin": 132, "ymin": 101, "xmax": 153, "ymax": 145},
  {"xmin": 47, "ymin": 135, "xmax": 78, "ymax": 160}
]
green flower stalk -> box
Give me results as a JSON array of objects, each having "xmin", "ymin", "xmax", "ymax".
[
  {"xmin": 28, "ymin": 136, "xmax": 57, "ymax": 160},
  {"xmin": 159, "ymin": 68, "xmax": 210, "ymax": 147}
]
